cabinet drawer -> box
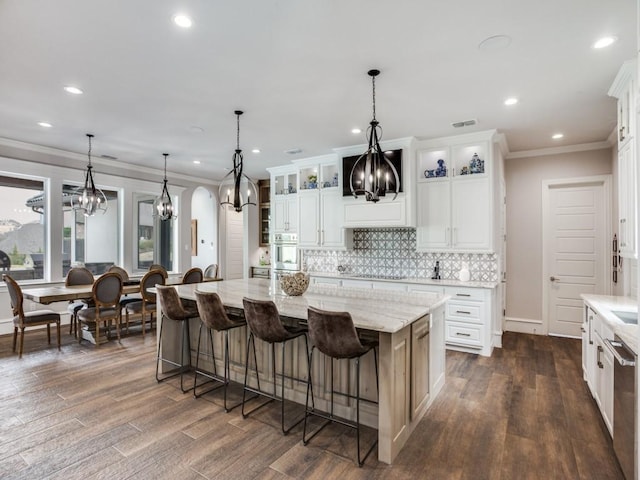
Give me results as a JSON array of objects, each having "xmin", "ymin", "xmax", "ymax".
[
  {"xmin": 446, "ymin": 322, "xmax": 483, "ymax": 348},
  {"xmin": 446, "ymin": 301, "xmax": 482, "ymax": 323},
  {"xmin": 341, "ymin": 279, "xmax": 373, "ymax": 289},
  {"xmin": 372, "ymin": 281, "xmax": 408, "ymax": 292},
  {"xmin": 251, "ymin": 267, "xmax": 270, "ymax": 279},
  {"xmin": 445, "ymin": 286, "xmax": 485, "ymax": 301}
]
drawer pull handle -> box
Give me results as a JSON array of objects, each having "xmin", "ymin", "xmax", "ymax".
[
  {"xmin": 456, "ymin": 293, "xmax": 471, "ymax": 297},
  {"xmin": 456, "ymin": 332, "xmax": 471, "ymax": 337},
  {"xmin": 456, "ymin": 310, "xmax": 471, "ymax": 315}
]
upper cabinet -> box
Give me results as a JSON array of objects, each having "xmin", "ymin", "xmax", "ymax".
[
  {"xmin": 267, "ymin": 165, "xmax": 298, "ymax": 235},
  {"xmin": 416, "ymin": 130, "xmax": 501, "ymax": 253},
  {"xmin": 609, "ymin": 60, "xmax": 638, "ymax": 258},
  {"xmin": 258, "ymin": 180, "xmax": 270, "ymax": 246},
  {"xmin": 337, "ymin": 137, "xmax": 416, "ymax": 228},
  {"xmin": 294, "ymin": 155, "xmax": 351, "ymax": 249}
]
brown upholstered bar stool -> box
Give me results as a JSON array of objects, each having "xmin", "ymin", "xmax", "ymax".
[
  {"xmin": 155, "ymin": 285, "xmax": 199, "ymax": 393},
  {"xmin": 241, "ymin": 297, "xmax": 312, "ymax": 435},
  {"xmin": 303, "ymin": 306, "xmax": 379, "ymax": 467},
  {"xmin": 193, "ymin": 290, "xmax": 246, "ymax": 411}
]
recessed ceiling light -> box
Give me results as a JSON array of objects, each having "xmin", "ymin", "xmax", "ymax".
[
  {"xmin": 552, "ymin": 133, "xmax": 564, "ymax": 140},
  {"xmin": 593, "ymin": 36, "xmax": 617, "ymax": 49},
  {"xmin": 351, "ymin": 128, "xmax": 362, "ymax": 134},
  {"xmin": 193, "ymin": 160, "xmax": 201, "ymax": 164},
  {"xmin": 504, "ymin": 97, "xmax": 518, "ymax": 106},
  {"xmin": 252, "ymin": 149, "xmax": 261, "ymax": 154},
  {"xmin": 37, "ymin": 122, "xmax": 52, "ymax": 128},
  {"xmin": 173, "ymin": 14, "xmax": 192, "ymax": 28},
  {"xmin": 63, "ymin": 86, "xmax": 83, "ymax": 95}
]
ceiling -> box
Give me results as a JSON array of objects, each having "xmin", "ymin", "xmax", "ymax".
[{"xmin": 0, "ymin": 0, "xmax": 635, "ymax": 183}]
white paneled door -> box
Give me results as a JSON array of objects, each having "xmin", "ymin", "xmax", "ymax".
[{"xmin": 543, "ymin": 177, "xmax": 609, "ymax": 337}]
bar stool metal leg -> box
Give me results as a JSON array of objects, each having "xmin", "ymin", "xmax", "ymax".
[{"xmin": 156, "ymin": 313, "xmax": 193, "ymax": 393}]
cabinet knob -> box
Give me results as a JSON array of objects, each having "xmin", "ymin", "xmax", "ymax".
[{"xmin": 549, "ymin": 276, "xmax": 558, "ymax": 282}]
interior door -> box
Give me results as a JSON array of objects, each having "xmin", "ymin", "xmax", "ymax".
[
  {"xmin": 224, "ymin": 206, "xmax": 244, "ymax": 280},
  {"xmin": 545, "ymin": 179, "xmax": 608, "ymax": 337}
]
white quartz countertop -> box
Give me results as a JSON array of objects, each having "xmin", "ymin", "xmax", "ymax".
[
  {"xmin": 581, "ymin": 294, "xmax": 638, "ymax": 354},
  {"xmin": 309, "ymin": 272, "xmax": 498, "ymax": 289},
  {"xmin": 172, "ymin": 278, "xmax": 449, "ymax": 334}
]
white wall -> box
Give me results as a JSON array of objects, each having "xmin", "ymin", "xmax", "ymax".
[
  {"xmin": 190, "ymin": 186, "xmax": 218, "ymax": 270},
  {"xmin": 504, "ymin": 147, "xmax": 613, "ymax": 333}
]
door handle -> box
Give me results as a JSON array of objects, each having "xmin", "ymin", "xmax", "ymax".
[{"xmin": 550, "ymin": 276, "xmax": 558, "ymax": 282}]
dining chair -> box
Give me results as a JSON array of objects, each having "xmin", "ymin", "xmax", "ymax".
[
  {"xmin": 108, "ymin": 265, "xmax": 141, "ymax": 308},
  {"xmin": 124, "ymin": 269, "xmax": 165, "ymax": 336},
  {"xmin": 204, "ymin": 264, "xmax": 218, "ymax": 279},
  {"xmin": 65, "ymin": 266, "xmax": 94, "ymax": 338},
  {"xmin": 182, "ymin": 267, "xmax": 204, "ymax": 284},
  {"xmin": 3, "ymin": 274, "xmax": 61, "ymax": 358},
  {"xmin": 149, "ymin": 264, "xmax": 168, "ymax": 278},
  {"xmin": 77, "ymin": 272, "xmax": 123, "ymax": 347}
]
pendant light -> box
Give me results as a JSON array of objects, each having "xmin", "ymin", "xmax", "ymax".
[
  {"xmin": 218, "ymin": 110, "xmax": 257, "ymax": 212},
  {"xmin": 153, "ymin": 153, "xmax": 176, "ymax": 221},
  {"xmin": 71, "ymin": 133, "xmax": 108, "ymax": 216},
  {"xmin": 349, "ymin": 69, "xmax": 400, "ymax": 203}
]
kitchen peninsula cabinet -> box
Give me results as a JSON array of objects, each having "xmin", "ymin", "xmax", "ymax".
[{"xmin": 416, "ymin": 130, "xmax": 500, "ymax": 253}]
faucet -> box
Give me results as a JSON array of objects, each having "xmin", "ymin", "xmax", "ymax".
[{"xmin": 431, "ymin": 261, "xmax": 441, "ymax": 280}]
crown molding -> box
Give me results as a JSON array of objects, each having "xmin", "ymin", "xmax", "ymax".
[
  {"xmin": 505, "ymin": 141, "xmax": 612, "ymax": 160},
  {"xmin": 0, "ymin": 137, "xmax": 217, "ymax": 186}
]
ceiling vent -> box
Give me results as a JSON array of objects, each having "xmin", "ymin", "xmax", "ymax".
[
  {"xmin": 451, "ymin": 119, "xmax": 477, "ymax": 128},
  {"xmin": 100, "ymin": 154, "xmax": 118, "ymax": 160},
  {"xmin": 284, "ymin": 148, "xmax": 302, "ymax": 155}
]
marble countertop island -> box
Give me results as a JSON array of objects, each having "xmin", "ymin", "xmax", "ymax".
[{"xmin": 173, "ymin": 277, "xmax": 449, "ymax": 334}]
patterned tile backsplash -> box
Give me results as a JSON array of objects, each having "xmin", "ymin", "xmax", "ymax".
[{"xmin": 302, "ymin": 228, "xmax": 498, "ymax": 282}]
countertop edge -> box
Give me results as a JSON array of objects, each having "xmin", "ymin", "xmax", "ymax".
[
  {"xmin": 581, "ymin": 294, "xmax": 638, "ymax": 355},
  {"xmin": 309, "ymin": 272, "xmax": 498, "ymax": 289}
]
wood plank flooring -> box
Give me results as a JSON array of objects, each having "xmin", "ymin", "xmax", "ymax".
[{"xmin": 0, "ymin": 329, "xmax": 624, "ymax": 479}]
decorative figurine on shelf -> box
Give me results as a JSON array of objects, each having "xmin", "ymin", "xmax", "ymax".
[
  {"xmin": 288, "ymin": 182, "xmax": 295, "ymax": 194},
  {"xmin": 424, "ymin": 169, "xmax": 435, "ymax": 178},
  {"xmin": 435, "ymin": 159, "xmax": 447, "ymax": 177},
  {"xmin": 308, "ymin": 174, "xmax": 317, "ymax": 189},
  {"xmin": 460, "ymin": 166, "xmax": 469, "ymax": 175},
  {"xmin": 470, "ymin": 153, "xmax": 484, "ymax": 174},
  {"xmin": 303, "ymin": 181, "xmax": 307, "ymax": 189},
  {"xmin": 332, "ymin": 172, "xmax": 339, "ymax": 187},
  {"xmin": 323, "ymin": 181, "xmax": 331, "ymax": 188}
]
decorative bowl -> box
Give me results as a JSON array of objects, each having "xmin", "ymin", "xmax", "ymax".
[{"xmin": 280, "ymin": 272, "xmax": 310, "ymax": 296}]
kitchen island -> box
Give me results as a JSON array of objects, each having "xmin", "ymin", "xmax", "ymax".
[{"xmin": 160, "ymin": 278, "xmax": 448, "ymax": 464}]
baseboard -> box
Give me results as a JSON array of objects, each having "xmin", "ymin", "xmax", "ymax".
[{"xmin": 504, "ymin": 316, "xmax": 544, "ymax": 335}]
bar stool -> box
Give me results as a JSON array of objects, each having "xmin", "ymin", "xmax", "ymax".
[
  {"xmin": 193, "ymin": 290, "xmax": 246, "ymax": 411},
  {"xmin": 155, "ymin": 285, "xmax": 199, "ymax": 393},
  {"xmin": 241, "ymin": 297, "xmax": 312, "ymax": 435},
  {"xmin": 303, "ymin": 306, "xmax": 379, "ymax": 467}
]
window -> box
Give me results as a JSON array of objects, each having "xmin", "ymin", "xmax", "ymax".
[
  {"xmin": 62, "ymin": 184, "xmax": 120, "ymax": 276},
  {"xmin": 0, "ymin": 174, "xmax": 46, "ymax": 281},
  {"xmin": 135, "ymin": 195, "xmax": 174, "ymax": 272}
]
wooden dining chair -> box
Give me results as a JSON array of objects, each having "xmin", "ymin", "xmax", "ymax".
[
  {"xmin": 204, "ymin": 264, "xmax": 218, "ymax": 280},
  {"xmin": 65, "ymin": 266, "xmax": 94, "ymax": 338},
  {"xmin": 108, "ymin": 265, "xmax": 141, "ymax": 308},
  {"xmin": 182, "ymin": 267, "xmax": 204, "ymax": 284},
  {"xmin": 149, "ymin": 264, "xmax": 168, "ymax": 278},
  {"xmin": 124, "ymin": 269, "xmax": 165, "ymax": 336},
  {"xmin": 77, "ymin": 272, "xmax": 123, "ymax": 347},
  {"xmin": 3, "ymin": 274, "xmax": 61, "ymax": 358}
]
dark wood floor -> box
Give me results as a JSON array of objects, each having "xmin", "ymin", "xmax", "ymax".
[{"xmin": 0, "ymin": 328, "xmax": 624, "ymax": 479}]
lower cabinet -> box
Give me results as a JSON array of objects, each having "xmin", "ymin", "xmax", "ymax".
[
  {"xmin": 411, "ymin": 316, "xmax": 430, "ymax": 418},
  {"xmin": 444, "ymin": 286, "xmax": 493, "ymax": 357},
  {"xmin": 582, "ymin": 303, "xmax": 614, "ymax": 436}
]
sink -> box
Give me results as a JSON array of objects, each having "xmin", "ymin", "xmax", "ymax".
[{"xmin": 612, "ymin": 310, "xmax": 638, "ymax": 325}]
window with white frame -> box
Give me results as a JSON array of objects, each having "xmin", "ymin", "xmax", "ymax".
[{"xmin": 0, "ymin": 174, "xmax": 46, "ymax": 281}]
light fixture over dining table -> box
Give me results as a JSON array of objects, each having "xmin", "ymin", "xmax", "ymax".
[
  {"xmin": 71, "ymin": 133, "xmax": 108, "ymax": 217},
  {"xmin": 218, "ymin": 110, "xmax": 257, "ymax": 212},
  {"xmin": 154, "ymin": 153, "xmax": 176, "ymax": 221}
]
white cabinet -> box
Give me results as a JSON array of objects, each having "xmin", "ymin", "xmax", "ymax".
[
  {"xmin": 618, "ymin": 141, "xmax": 637, "ymax": 258},
  {"xmin": 416, "ymin": 131, "xmax": 497, "ymax": 252},
  {"xmin": 411, "ymin": 315, "xmax": 430, "ymax": 418},
  {"xmin": 609, "ymin": 60, "xmax": 637, "ymax": 259},
  {"xmin": 581, "ymin": 303, "xmax": 614, "ymax": 436},
  {"xmin": 443, "ymin": 286, "xmax": 493, "ymax": 357},
  {"xmin": 295, "ymin": 155, "xmax": 349, "ymax": 249},
  {"xmin": 272, "ymin": 195, "xmax": 297, "ymax": 233}
]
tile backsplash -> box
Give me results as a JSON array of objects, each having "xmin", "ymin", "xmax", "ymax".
[{"xmin": 302, "ymin": 228, "xmax": 498, "ymax": 282}]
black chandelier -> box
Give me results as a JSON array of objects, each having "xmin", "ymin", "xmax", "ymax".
[
  {"xmin": 349, "ymin": 69, "xmax": 400, "ymax": 203},
  {"xmin": 218, "ymin": 110, "xmax": 257, "ymax": 212},
  {"xmin": 153, "ymin": 153, "xmax": 176, "ymax": 221},
  {"xmin": 71, "ymin": 133, "xmax": 108, "ymax": 217}
]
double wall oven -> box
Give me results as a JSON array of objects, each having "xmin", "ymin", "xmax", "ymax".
[{"xmin": 272, "ymin": 233, "xmax": 299, "ymax": 276}]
